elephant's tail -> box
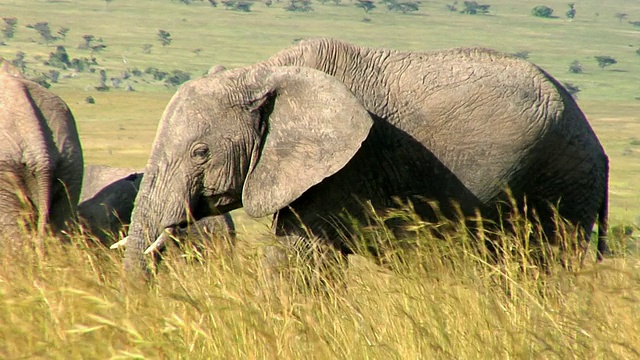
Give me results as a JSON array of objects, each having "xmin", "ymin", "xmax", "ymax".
[
  {"xmin": 34, "ymin": 165, "xmax": 52, "ymax": 237},
  {"xmin": 596, "ymin": 156, "xmax": 609, "ymax": 262}
]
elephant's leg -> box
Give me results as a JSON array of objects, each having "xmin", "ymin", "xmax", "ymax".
[
  {"xmin": 50, "ymin": 164, "xmax": 82, "ymax": 234},
  {"xmin": 262, "ymin": 233, "xmax": 349, "ymax": 294},
  {"xmin": 49, "ymin": 178, "xmax": 75, "ymax": 235},
  {"xmin": 528, "ymin": 198, "xmax": 593, "ymax": 270},
  {"xmin": 0, "ymin": 183, "xmax": 36, "ymax": 247},
  {"xmin": 263, "ymin": 209, "xmax": 350, "ymax": 293}
]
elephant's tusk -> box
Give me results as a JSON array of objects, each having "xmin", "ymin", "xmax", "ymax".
[
  {"xmin": 110, "ymin": 236, "xmax": 129, "ymax": 249},
  {"xmin": 144, "ymin": 229, "xmax": 173, "ymax": 255}
]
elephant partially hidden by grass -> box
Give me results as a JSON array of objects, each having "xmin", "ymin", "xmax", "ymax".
[
  {"xmin": 79, "ymin": 165, "xmax": 235, "ymax": 248},
  {"xmin": 0, "ymin": 59, "xmax": 83, "ymax": 244},
  {"xmin": 117, "ymin": 38, "xmax": 608, "ymax": 281}
]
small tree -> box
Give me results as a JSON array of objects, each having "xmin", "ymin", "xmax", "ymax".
[
  {"xmin": 26, "ymin": 22, "xmax": 57, "ymax": 43},
  {"xmin": 79, "ymin": 34, "xmax": 95, "ymax": 49},
  {"xmin": 2, "ymin": 17, "xmax": 18, "ymax": 39},
  {"xmin": 95, "ymin": 69, "xmax": 109, "ymax": 91},
  {"xmin": 47, "ymin": 69, "xmax": 60, "ymax": 83},
  {"xmin": 90, "ymin": 44, "xmax": 107, "ymax": 57},
  {"xmin": 568, "ymin": 60, "xmax": 583, "ymax": 73},
  {"xmin": 70, "ymin": 57, "xmax": 91, "ymax": 72},
  {"xmin": 157, "ymin": 29, "xmax": 172, "ymax": 47},
  {"xmin": 531, "ymin": 5, "xmax": 554, "ymax": 18},
  {"xmin": 285, "ymin": 0, "xmax": 314, "ymax": 12},
  {"xmin": 57, "ymin": 27, "xmax": 70, "ymax": 41},
  {"xmin": 46, "ymin": 45, "xmax": 71, "ymax": 69},
  {"xmin": 565, "ymin": 3, "xmax": 575, "ymax": 20},
  {"xmin": 208, "ymin": 0, "xmax": 218, "ymax": 6},
  {"xmin": 165, "ymin": 69, "xmax": 191, "ymax": 86},
  {"xmin": 594, "ymin": 55, "xmax": 617, "ymax": 70},
  {"xmin": 397, "ymin": 2, "xmax": 419, "ymax": 13},
  {"xmin": 222, "ymin": 0, "xmax": 236, "ymax": 9},
  {"xmin": 460, "ymin": 1, "xmax": 490, "ymax": 15},
  {"xmin": 234, "ymin": 2, "xmax": 254, "ymax": 11},
  {"xmin": 99, "ymin": 69, "xmax": 107, "ymax": 84},
  {"xmin": 446, "ymin": 2, "xmax": 457, "ymax": 12},
  {"xmin": 145, "ymin": 67, "xmax": 168, "ymax": 81},
  {"xmin": 383, "ymin": 0, "xmax": 420, "ymax": 14},
  {"xmin": 355, "ymin": 0, "xmax": 376, "ymax": 13},
  {"xmin": 614, "ymin": 13, "xmax": 628, "ymax": 23}
]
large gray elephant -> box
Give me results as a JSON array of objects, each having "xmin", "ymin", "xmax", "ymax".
[
  {"xmin": 118, "ymin": 38, "xmax": 608, "ymax": 278},
  {"xmin": 80, "ymin": 165, "xmax": 235, "ymax": 246},
  {"xmin": 0, "ymin": 59, "xmax": 83, "ymax": 243}
]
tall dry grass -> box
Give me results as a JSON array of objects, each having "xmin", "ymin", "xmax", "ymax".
[{"xmin": 1, "ymin": 210, "xmax": 638, "ymax": 359}]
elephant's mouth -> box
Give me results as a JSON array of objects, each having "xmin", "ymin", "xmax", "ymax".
[
  {"xmin": 143, "ymin": 195, "xmax": 241, "ymax": 254},
  {"xmin": 195, "ymin": 193, "xmax": 241, "ymax": 218}
]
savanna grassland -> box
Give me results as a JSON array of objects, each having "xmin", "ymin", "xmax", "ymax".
[{"xmin": 1, "ymin": 0, "xmax": 639, "ymax": 358}]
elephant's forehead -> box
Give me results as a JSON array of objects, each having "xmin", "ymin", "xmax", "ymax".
[{"xmin": 161, "ymin": 87, "xmax": 245, "ymax": 137}]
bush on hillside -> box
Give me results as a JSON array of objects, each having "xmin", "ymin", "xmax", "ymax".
[
  {"xmin": 11, "ymin": 51, "xmax": 26, "ymax": 71},
  {"xmin": 531, "ymin": 5, "xmax": 554, "ymax": 18},
  {"xmin": 285, "ymin": 0, "xmax": 314, "ymax": 12},
  {"xmin": 145, "ymin": 67, "xmax": 168, "ymax": 81},
  {"xmin": 26, "ymin": 22, "xmax": 57, "ymax": 43},
  {"xmin": 45, "ymin": 46, "xmax": 71, "ymax": 69},
  {"xmin": 165, "ymin": 70, "xmax": 191, "ymax": 86},
  {"xmin": 568, "ymin": 60, "xmax": 583, "ymax": 74},
  {"xmin": 460, "ymin": 1, "xmax": 490, "ymax": 15},
  {"xmin": 2, "ymin": 17, "xmax": 17, "ymax": 39},
  {"xmin": 594, "ymin": 55, "xmax": 617, "ymax": 70}
]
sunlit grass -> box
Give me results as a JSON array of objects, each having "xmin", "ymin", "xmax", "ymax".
[{"xmin": 1, "ymin": 210, "xmax": 639, "ymax": 359}]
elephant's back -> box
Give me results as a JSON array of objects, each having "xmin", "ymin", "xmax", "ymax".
[
  {"xmin": 81, "ymin": 165, "xmax": 142, "ymax": 202},
  {"xmin": 266, "ymin": 39, "xmax": 606, "ymax": 215}
]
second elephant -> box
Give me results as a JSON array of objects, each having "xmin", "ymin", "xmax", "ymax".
[
  {"xmin": 0, "ymin": 59, "xmax": 83, "ymax": 243},
  {"xmin": 79, "ymin": 165, "xmax": 235, "ymax": 246}
]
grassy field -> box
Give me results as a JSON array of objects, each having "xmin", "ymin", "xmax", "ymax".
[{"xmin": 1, "ymin": 0, "xmax": 639, "ymax": 358}]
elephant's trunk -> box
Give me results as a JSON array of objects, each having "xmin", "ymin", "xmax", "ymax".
[{"xmin": 123, "ymin": 167, "xmax": 188, "ymax": 278}]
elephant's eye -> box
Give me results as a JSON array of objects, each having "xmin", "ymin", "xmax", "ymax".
[{"xmin": 190, "ymin": 143, "xmax": 210, "ymax": 163}]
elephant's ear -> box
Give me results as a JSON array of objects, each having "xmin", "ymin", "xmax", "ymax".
[{"xmin": 242, "ymin": 66, "xmax": 373, "ymax": 218}]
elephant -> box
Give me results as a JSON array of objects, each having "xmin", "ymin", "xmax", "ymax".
[
  {"xmin": 79, "ymin": 165, "xmax": 235, "ymax": 247},
  {"xmin": 0, "ymin": 58, "xmax": 83, "ymax": 244},
  {"xmin": 116, "ymin": 38, "xmax": 608, "ymax": 279}
]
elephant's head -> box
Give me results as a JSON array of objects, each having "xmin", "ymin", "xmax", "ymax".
[{"xmin": 122, "ymin": 66, "xmax": 374, "ymax": 274}]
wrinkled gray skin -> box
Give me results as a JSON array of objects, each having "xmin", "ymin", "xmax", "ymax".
[
  {"xmin": 79, "ymin": 165, "xmax": 235, "ymax": 246},
  {"xmin": 123, "ymin": 38, "xmax": 608, "ymax": 278},
  {"xmin": 0, "ymin": 60, "xmax": 83, "ymax": 243}
]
